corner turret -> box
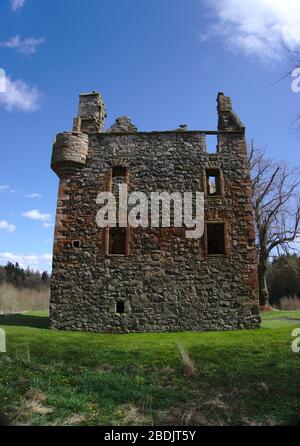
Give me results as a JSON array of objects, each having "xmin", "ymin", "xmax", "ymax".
[
  {"xmin": 51, "ymin": 92, "xmax": 106, "ymax": 178},
  {"xmin": 51, "ymin": 132, "xmax": 89, "ymax": 177}
]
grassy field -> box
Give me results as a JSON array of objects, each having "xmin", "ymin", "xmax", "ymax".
[{"xmin": 0, "ymin": 311, "xmax": 300, "ymax": 426}]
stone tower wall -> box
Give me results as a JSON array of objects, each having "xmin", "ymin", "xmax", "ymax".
[{"xmin": 50, "ymin": 92, "xmax": 260, "ymax": 333}]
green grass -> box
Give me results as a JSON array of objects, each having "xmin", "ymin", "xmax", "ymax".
[
  {"xmin": 0, "ymin": 311, "xmax": 300, "ymax": 426},
  {"xmin": 261, "ymin": 310, "xmax": 300, "ymax": 329}
]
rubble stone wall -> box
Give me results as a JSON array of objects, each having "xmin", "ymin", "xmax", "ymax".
[{"xmin": 50, "ymin": 93, "xmax": 260, "ymax": 332}]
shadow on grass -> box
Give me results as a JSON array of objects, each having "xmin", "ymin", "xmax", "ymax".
[{"xmin": 0, "ymin": 313, "xmax": 50, "ymax": 329}]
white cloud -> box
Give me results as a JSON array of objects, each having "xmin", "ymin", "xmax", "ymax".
[
  {"xmin": 10, "ymin": 0, "xmax": 26, "ymax": 11},
  {"xmin": 202, "ymin": 0, "xmax": 300, "ymax": 61},
  {"xmin": 1, "ymin": 187, "xmax": 42, "ymax": 198},
  {"xmin": 22, "ymin": 210, "xmax": 51, "ymax": 222},
  {"xmin": 0, "ymin": 75, "xmax": 41, "ymax": 112},
  {"xmin": 0, "ymin": 185, "xmax": 10, "ymax": 192},
  {"xmin": 43, "ymin": 222, "xmax": 53, "ymax": 228},
  {"xmin": 25, "ymin": 193, "xmax": 42, "ymax": 198},
  {"xmin": 0, "ymin": 252, "xmax": 52, "ymax": 271},
  {"xmin": 0, "ymin": 185, "xmax": 17, "ymax": 194},
  {"xmin": 0, "ymin": 220, "xmax": 16, "ymax": 233},
  {"xmin": 0, "ymin": 35, "xmax": 44, "ymax": 56}
]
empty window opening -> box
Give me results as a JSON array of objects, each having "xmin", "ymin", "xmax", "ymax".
[
  {"xmin": 106, "ymin": 165, "xmax": 130, "ymax": 255},
  {"xmin": 111, "ymin": 166, "xmax": 128, "ymax": 223},
  {"xmin": 207, "ymin": 223, "xmax": 225, "ymax": 255},
  {"xmin": 116, "ymin": 301, "xmax": 125, "ymax": 314},
  {"xmin": 205, "ymin": 134, "xmax": 218, "ymax": 153},
  {"xmin": 206, "ymin": 169, "xmax": 221, "ymax": 196},
  {"xmin": 109, "ymin": 227, "xmax": 127, "ymax": 255},
  {"xmin": 112, "ymin": 166, "xmax": 127, "ymax": 178},
  {"xmin": 72, "ymin": 240, "xmax": 81, "ymax": 249}
]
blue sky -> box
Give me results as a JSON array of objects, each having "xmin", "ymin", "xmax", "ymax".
[{"xmin": 0, "ymin": 0, "xmax": 299, "ymax": 271}]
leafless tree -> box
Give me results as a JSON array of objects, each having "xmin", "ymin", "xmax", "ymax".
[{"xmin": 249, "ymin": 141, "xmax": 300, "ymax": 308}]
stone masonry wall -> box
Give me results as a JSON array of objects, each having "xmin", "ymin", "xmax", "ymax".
[{"xmin": 50, "ymin": 93, "xmax": 260, "ymax": 333}]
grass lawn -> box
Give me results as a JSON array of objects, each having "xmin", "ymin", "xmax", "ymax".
[
  {"xmin": 261, "ymin": 310, "xmax": 300, "ymax": 329},
  {"xmin": 0, "ymin": 311, "xmax": 300, "ymax": 426}
]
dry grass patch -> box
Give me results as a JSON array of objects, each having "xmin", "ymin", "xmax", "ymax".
[
  {"xmin": 273, "ymin": 296, "xmax": 300, "ymax": 311},
  {"xmin": 0, "ymin": 284, "xmax": 49, "ymax": 314},
  {"xmin": 96, "ymin": 364, "xmax": 114, "ymax": 373},
  {"xmin": 158, "ymin": 394, "xmax": 233, "ymax": 426},
  {"xmin": 115, "ymin": 404, "xmax": 153, "ymax": 426},
  {"xmin": 176, "ymin": 341, "xmax": 196, "ymax": 377},
  {"xmin": 158, "ymin": 406, "xmax": 221, "ymax": 426},
  {"xmin": 63, "ymin": 414, "xmax": 87, "ymax": 426},
  {"xmin": 161, "ymin": 367, "xmax": 176, "ymax": 376},
  {"xmin": 241, "ymin": 417, "xmax": 276, "ymax": 426},
  {"xmin": 18, "ymin": 389, "xmax": 53, "ymax": 418}
]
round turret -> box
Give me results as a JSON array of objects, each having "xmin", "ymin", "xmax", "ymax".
[{"xmin": 51, "ymin": 131, "xmax": 89, "ymax": 177}]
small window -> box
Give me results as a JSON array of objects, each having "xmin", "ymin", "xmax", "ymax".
[
  {"xmin": 116, "ymin": 301, "xmax": 125, "ymax": 314},
  {"xmin": 112, "ymin": 166, "xmax": 127, "ymax": 178},
  {"xmin": 72, "ymin": 240, "xmax": 80, "ymax": 249},
  {"xmin": 207, "ymin": 223, "xmax": 225, "ymax": 255},
  {"xmin": 205, "ymin": 134, "xmax": 218, "ymax": 153},
  {"xmin": 206, "ymin": 169, "xmax": 221, "ymax": 196},
  {"xmin": 109, "ymin": 227, "xmax": 127, "ymax": 255}
]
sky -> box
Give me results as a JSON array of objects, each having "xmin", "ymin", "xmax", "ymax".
[{"xmin": 0, "ymin": 0, "xmax": 299, "ymax": 271}]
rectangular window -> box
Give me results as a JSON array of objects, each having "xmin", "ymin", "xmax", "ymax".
[
  {"xmin": 116, "ymin": 301, "xmax": 125, "ymax": 314},
  {"xmin": 109, "ymin": 227, "xmax": 127, "ymax": 255},
  {"xmin": 105, "ymin": 165, "xmax": 130, "ymax": 256},
  {"xmin": 112, "ymin": 166, "xmax": 127, "ymax": 178},
  {"xmin": 205, "ymin": 134, "xmax": 218, "ymax": 153},
  {"xmin": 206, "ymin": 169, "xmax": 221, "ymax": 196},
  {"xmin": 207, "ymin": 223, "xmax": 225, "ymax": 255}
]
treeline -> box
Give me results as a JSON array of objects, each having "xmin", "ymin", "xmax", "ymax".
[
  {"xmin": 0, "ymin": 262, "xmax": 51, "ymax": 291},
  {"xmin": 267, "ymin": 254, "xmax": 300, "ymax": 305}
]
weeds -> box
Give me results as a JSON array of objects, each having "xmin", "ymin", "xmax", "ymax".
[{"xmin": 176, "ymin": 341, "xmax": 196, "ymax": 378}]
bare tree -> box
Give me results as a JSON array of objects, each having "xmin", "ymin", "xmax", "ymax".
[{"xmin": 249, "ymin": 141, "xmax": 300, "ymax": 308}]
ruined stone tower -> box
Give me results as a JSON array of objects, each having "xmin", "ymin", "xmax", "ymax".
[{"xmin": 50, "ymin": 92, "xmax": 260, "ymax": 332}]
